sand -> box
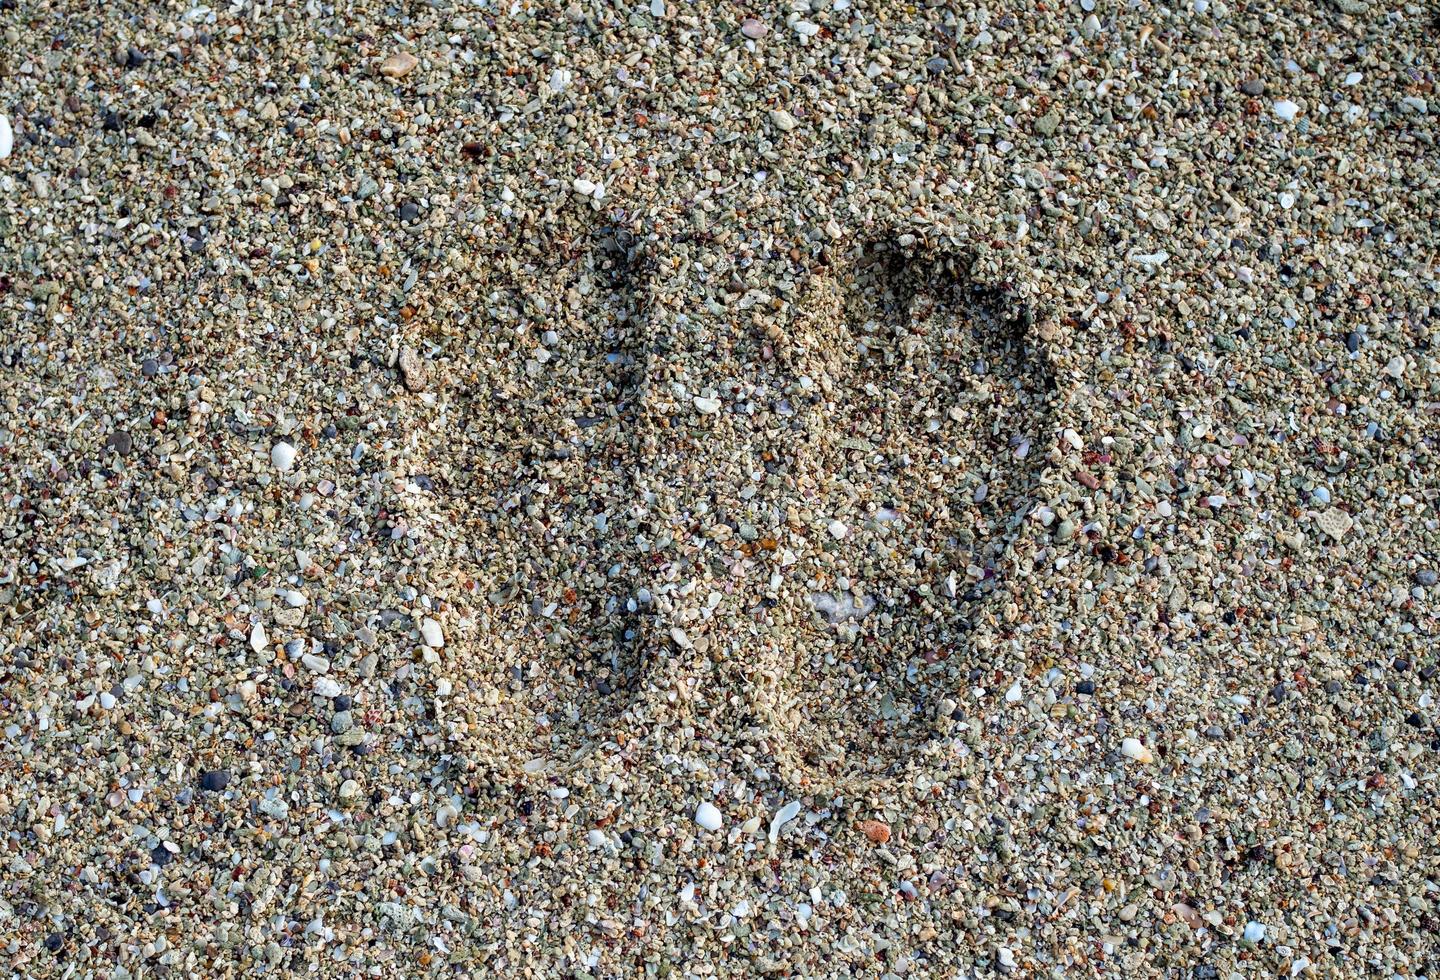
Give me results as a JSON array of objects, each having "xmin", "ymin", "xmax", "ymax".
[{"xmin": 1, "ymin": 1, "xmax": 1437, "ymax": 976}]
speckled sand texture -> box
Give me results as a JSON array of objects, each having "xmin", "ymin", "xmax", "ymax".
[{"xmin": 1, "ymin": 1, "xmax": 1438, "ymax": 977}]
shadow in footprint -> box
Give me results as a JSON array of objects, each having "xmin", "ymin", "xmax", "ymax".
[
  {"xmin": 450, "ymin": 229, "xmax": 660, "ymax": 760},
  {"xmin": 761, "ymin": 240, "xmax": 1055, "ymax": 788}
]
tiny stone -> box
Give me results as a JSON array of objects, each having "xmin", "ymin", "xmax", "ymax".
[
  {"xmin": 693, "ymin": 395, "xmax": 721, "ymax": 414},
  {"xmin": 1120, "ymin": 738, "xmax": 1153, "ymax": 763},
  {"xmin": 0, "ymin": 114, "xmax": 11, "ymax": 160},
  {"xmin": 769, "ymin": 108, "xmax": 799, "ymax": 132},
  {"xmin": 398, "ymin": 346, "xmax": 428, "ymax": 392},
  {"xmin": 1075, "ymin": 679, "xmax": 1095, "ymax": 695},
  {"xmin": 379, "ymin": 51, "xmax": 418, "ymax": 78},
  {"xmin": 740, "ymin": 17, "xmax": 767, "ymax": 39},
  {"xmin": 1241, "ymin": 78, "xmax": 1265, "ymax": 95},
  {"xmin": 141, "ymin": 357, "xmax": 159, "ymax": 377},
  {"xmin": 200, "ymin": 770, "xmax": 231, "ymax": 792},
  {"xmin": 421, "ymin": 617, "xmax": 445, "ymax": 648},
  {"xmin": 859, "ymin": 819, "xmax": 891, "ymax": 844},
  {"xmin": 695, "ymin": 801, "xmax": 723, "ymax": 831},
  {"xmin": 105, "ymin": 430, "xmax": 133, "ymax": 455},
  {"xmin": 1315, "ymin": 508, "xmax": 1352, "ymax": 541},
  {"xmin": 1417, "ymin": 569, "xmax": 1438, "ymax": 587},
  {"xmin": 1273, "ymin": 100, "xmax": 1300, "ymax": 121},
  {"xmin": 271, "ymin": 441, "xmax": 297, "ymax": 473}
]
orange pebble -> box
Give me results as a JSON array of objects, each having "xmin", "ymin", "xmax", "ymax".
[{"xmin": 859, "ymin": 820, "xmax": 891, "ymax": 844}]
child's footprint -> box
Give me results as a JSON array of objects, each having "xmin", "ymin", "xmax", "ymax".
[{"xmin": 757, "ymin": 241, "xmax": 1054, "ymax": 787}]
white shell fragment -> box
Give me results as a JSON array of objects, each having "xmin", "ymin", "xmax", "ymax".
[{"xmin": 695, "ymin": 802, "xmax": 722, "ymax": 831}]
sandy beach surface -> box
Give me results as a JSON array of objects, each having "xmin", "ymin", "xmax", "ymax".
[{"xmin": 1, "ymin": 1, "xmax": 1438, "ymax": 976}]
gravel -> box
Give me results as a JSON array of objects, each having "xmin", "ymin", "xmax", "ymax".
[{"xmin": 0, "ymin": 2, "xmax": 1436, "ymax": 977}]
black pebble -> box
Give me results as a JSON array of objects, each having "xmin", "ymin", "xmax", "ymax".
[
  {"xmin": 1075, "ymin": 680, "xmax": 1095, "ymax": 695},
  {"xmin": 399, "ymin": 201, "xmax": 421, "ymax": 222},
  {"xmin": 141, "ymin": 357, "xmax": 159, "ymax": 377},
  {"xmin": 333, "ymin": 694, "xmax": 353, "ymax": 711},
  {"xmin": 1422, "ymin": 664, "xmax": 1438, "ymax": 682},
  {"xmin": 150, "ymin": 844, "xmax": 173, "ymax": 867},
  {"xmin": 1324, "ymin": 680, "xmax": 1342, "ymax": 694},
  {"xmin": 125, "ymin": 47, "xmax": 146, "ymax": 69},
  {"xmin": 1393, "ymin": 657, "xmax": 1410, "ymax": 672},
  {"xmin": 44, "ymin": 933, "xmax": 63, "ymax": 953},
  {"xmin": 1345, "ymin": 332, "xmax": 1360, "ymax": 353},
  {"xmin": 1406, "ymin": 712, "xmax": 1425, "ymax": 727},
  {"xmin": 200, "ymin": 770, "xmax": 231, "ymax": 792}
]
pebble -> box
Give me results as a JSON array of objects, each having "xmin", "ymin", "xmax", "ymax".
[
  {"xmin": 1273, "ymin": 100, "xmax": 1300, "ymax": 122},
  {"xmin": 826, "ymin": 520, "xmax": 848, "ymax": 540},
  {"xmin": 0, "ymin": 115, "xmax": 9, "ymax": 161},
  {"xmin": 105, "ymin": 430, "xmax": 133, "ymax": 455},
  {"xmin": 421, "ymin": 617, "xmax": 445, "ymax": 648},
  {"xmin": 859, "ymin": 820, "xmax": 892, "ymax": 844},
  {"xmin": 769, "ymin": 108, "xmax": 799, "ymax": 132},
  {"xmin": 313, "ymin": 677, "xmax": 343, "ymax": 699},
  {"xmin": 692, "ymin": 395, "xmax": 722, "ymax": 415},
  {"xmin": 1244, "ymin": 921, "xmax": 1268, "ymax": 942},
  {"xmin": 1120, "ymin": 738, "xmax": 1154, "ymax": 763},
  {"xmin": 740, "ymin": 18, "xmax": 767, "ymax": 39},
  {"xmin": 271, "ymin": 441, "xmax": 297, "ymax": 473},
  {"xmin": 398, "ymin": 346, "xmax": 428, "ymax": 392},
  {"xmin": 695, "ymin": 802, "xmax": 723, "ymax": 831},
  {"xmin": 200, "ymin": 771, "xmax": 231, "ymax": 792},
  {"xmin": 1316, "ymin": 508, "xmax": 1353, "ymax": 541},
  {"xmin": 379, "ymin": 51, "xmax": 418, "ymax": 78}
]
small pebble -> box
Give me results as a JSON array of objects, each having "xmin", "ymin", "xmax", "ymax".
[
  {"xmin": 695, "ymin": 802, "xmax": 723, "ymax": 831},
  {"xmin": 271, "ymin": 441, "xmax": 296, "ymax": 473},
  {"xmin": 421, "ymin": 617, "xmax": 445, "ymax": 648},
  {"xmin": 1273, "ymin": 100, "xmax": 1300, "ymax": 121},
  {"xmin": 105, "ymin": 430, "xmax": 133, "ymax": 455},
  {"xmin": 859, "ymin": 819, "xmax": 891, "ymax": 844},
  {"xmin": 200, "ymin": 770, "xmax": 231, "ymax": 792},
  {"xmin": 1120, "ymin": 738, "xmax": 1154, "ymax": 763},
  {"xmin": 0, "ymin": 114, "xmax": 11, "ymax": 159},
  {"xmin": 379, "ymin": 51, "xmax": 418, "ymax": 78},
  {"xmin": 740, "ymin": 17, "xmax": 767, "ymax": 39}
]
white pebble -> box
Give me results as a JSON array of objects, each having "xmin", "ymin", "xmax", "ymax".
[
  {"xmin": 1273, "ymin": 100, "xmax": 1300, "ymax": 122},
  {"xmin": 0, "ymin": 115, "xmax": 11, "ymax": 160},
  {"xmin": 827, "ymin": 520, "xmax": 848, "ymax": 539},
  {"xmin": 695, "ymin": 801, "xmax": 723, "ymax": 831},
  {"xmin": 249, "ymin": 621, "xmax": 268, "ymax": 653},
  {"xmin": 98, "ymin": 692, "xmax": 117, "ymax": 710},
  {"xmin": 271, "ymin": 441, "xmax": 296, "ymax": 473},
  {"xmin": 284, "ymin": 589, "xmax": 305, "ymax": 608},
  {"xmin": 314, "ymin": 676, "xmax": 343, "ymax": 698},
  {"xmin": 572, "ymin": 178, "xmax": 597, "ymax": 197},
  {"xmin": 692, "ymin": 396, "xmax": 721, "ymax": 415},
  {"xmin": 1005, "ymin": 680, "xmax": 1023, "ymax": 703},
  {"xmin": 1384, "ymin": 355, "xmax": 1405, "ymax": 379},
  {"xmin": 1343, "ymin": 71, "xmax": 1363, "ymax": 86},
  {"xmin": 1244, "ymin": 921, "xmax": 1267, "ymax": 942},
  {"xmin": 421, "ymin": 617, "xmax": 444, "ymax": 648},
  {"xmin": 1120, "ymin": 737, "xmax": 1154, "ymax": 763}
]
